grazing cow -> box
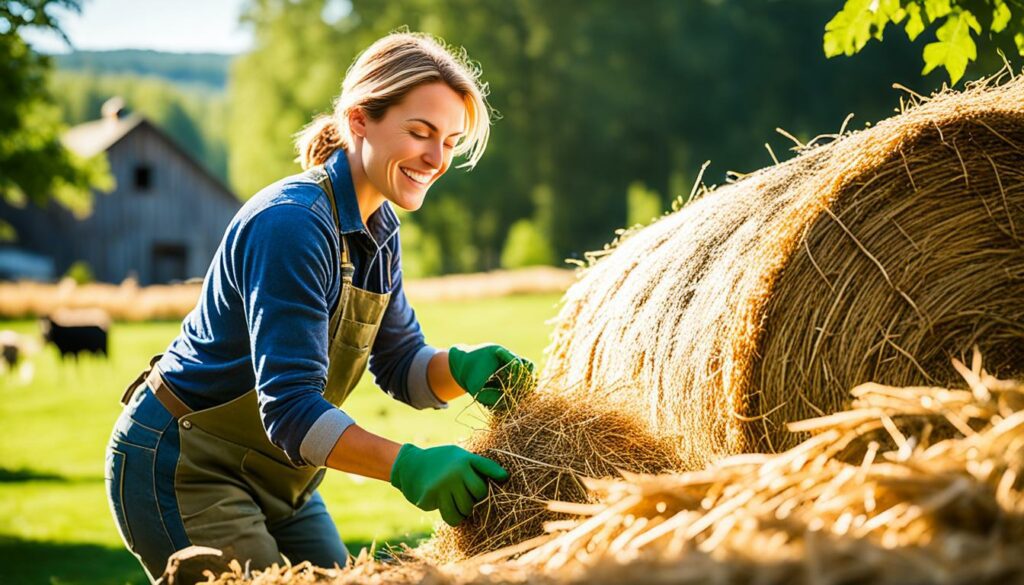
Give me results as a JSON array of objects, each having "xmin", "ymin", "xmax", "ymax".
[
  {"xmin": 0, "ymin": 330, "xmax": 20, "ymax": 369},
  {"xmin": 40, "ymin": 308, "xmax": 111, "ymax": 360}
]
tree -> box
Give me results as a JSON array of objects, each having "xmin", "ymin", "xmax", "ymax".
[
  {"xmin": 501, "ymin": 219, "xmax": 554, "ymax": 269},
  {"xmin": 825, "ymin": 0, "xmax": 1024, "ymax": 84},
  {"xmin": 228, "ymin": 0, "xmax": 365, "ymax": 199},
  {"xmin": 626, "ymin": 181, "xmax": 663, "ymax": 228},
  {"xmin": 398, "ymin": 218, "xmax": 442, "ymax": 277},
  {"xmin": 0, "ymin": 0, "xmax": 113, "ymax": 236}
]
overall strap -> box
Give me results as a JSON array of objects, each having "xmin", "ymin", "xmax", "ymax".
[
  {"xmin": 314, "ymin": 166, "xmax": 355, "ymax": 283},
  {"xmin": 119, "ymin": 353, "xmax": 192, "ymax": 419}
]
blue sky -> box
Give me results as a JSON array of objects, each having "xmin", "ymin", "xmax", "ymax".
[{"xmin": 20, "ymin": 0, "xmax": 255, "ymax": 54}]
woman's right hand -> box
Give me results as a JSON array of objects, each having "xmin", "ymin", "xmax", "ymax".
[{"xmin": 389, "ymin": 443, "xmax": 508, "ymax": 526}]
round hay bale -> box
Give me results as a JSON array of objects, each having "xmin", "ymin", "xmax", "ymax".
[{"xmin": 543, "ymin": 75, "xmax": 1024, "ymax": 469}]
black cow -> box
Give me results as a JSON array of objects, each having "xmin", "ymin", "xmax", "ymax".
[
  {"xmin": 40, "ymin": 309, "xmax": 110, "ymax": 360},
  {"xmin": 0, "ymin": 330, "xmax": 20, "ymax": 369}
]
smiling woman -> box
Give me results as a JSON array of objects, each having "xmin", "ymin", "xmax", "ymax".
[
  {"xmin": 355, "ymin": 82, "xmax": 468, "ymax": 214},
  {"xmin": 104, "ymin": 30, "xmax": 538, "ymax": 583},
  {"xmin": 295, "ymin": 32, "xmax": 491, "ymax": 217}
]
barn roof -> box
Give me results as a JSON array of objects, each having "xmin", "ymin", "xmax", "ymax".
[
  {"xmin": 63, "ymin": 113, "xmax": 145, "ymax": 158},
  {"xmin": 62, "ymin": 114, "xmax": 239, "ymax": 204}
]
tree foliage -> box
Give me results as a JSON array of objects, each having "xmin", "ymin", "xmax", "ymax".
[
  {"xmin": 0, "ymin": 0, "xmax": 113, "ymax": 234},
  {"xmin": 501, "ymin": 219, "xmax": 554, "ymax": 269},
  {"xmin": 14, "ymin": 1, "xmax": 1020, "ymax": 272},
  {"xmin": 229, "ymin": 0, "xmax": 951, "ymax": 274},
  {"xmin": 398, "ymin": 219, "xmax": 442, "ymax": 278},
  {"xmin": 626, "ymin": 181, "xmax": 664, "ymax": 228},
  {"xmin": 825, "ymin": 0, "xmax": 1024, "ymax": 84}
]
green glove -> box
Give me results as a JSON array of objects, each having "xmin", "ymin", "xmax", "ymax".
[
  {"xmin": 448, "ymin": 343, "xmax": 536, "ymax": 409},
  {"xmin": 389, "ymin": 443, "xmax": 509, "ymax": 526}
]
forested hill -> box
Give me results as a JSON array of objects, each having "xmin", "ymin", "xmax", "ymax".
[
  {"xmin": 50, "ymin": 50, "xmax": 233, "ymax": 190},
  {"xmin": 55, "ymin": 50, "xmax": 233, "ymax": 91}
]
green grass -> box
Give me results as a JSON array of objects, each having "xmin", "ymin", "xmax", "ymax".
[{"xmin": 0, "ymin": 293, "xmax": 563, "ymax": 584}]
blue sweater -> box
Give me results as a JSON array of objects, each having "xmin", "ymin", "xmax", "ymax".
[{"xmin": 156, "ymin": 149, "xmax": 445, "ymax": 467}]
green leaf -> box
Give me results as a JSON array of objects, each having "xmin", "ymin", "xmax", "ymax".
[
  {"xmin": 924, "ymin": 0, "xmax": 953, "ymax": 22},
  {"xmin": 922, "ymin": 11, "xmax": 981, "ymax": 85},
  {"xmin": 904, "ymin": 3, "xmax": 926, "ymax": 40},
  {"xmin": 877, "ymin": 0, "xmax": 906, "ymax": 24},
  {"xmin": 869, "ymin": 0, "xmax": 898, "ymax": 41},
  {"xmin": 1015, "ymin": 32, "xmax": 1024, "ymax": 56},
  {"xmin": 992, "ymin": 0, "xmax": 1011, "ymax": 33},
  {"xmin": 824, "ymin": 0, "xmax": 876, "ymax": 57}
]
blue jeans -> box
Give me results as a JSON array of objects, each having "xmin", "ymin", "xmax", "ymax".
[{"xmin": 105, "ymin": 385, "xmax": 349, "ymax": 582}]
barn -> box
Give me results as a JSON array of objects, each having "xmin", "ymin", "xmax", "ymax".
[{"xmin": 0, "ymin": 98, "xmax": 240, "ymax": 285}]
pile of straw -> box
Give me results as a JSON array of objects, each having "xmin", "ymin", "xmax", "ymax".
[
  {"xmin": 502, "ymin": 352, "xmax": 1024, "ymax": 584},
  {"xmin": 543, "ymin": 73, "xmax": 1024, "ymax": 468},
  {"xmin": 422, "ymin": 391, "xmax": 682, "ymax": 561},
  {"xmin": 199, "ymin": 353, "xmax": 1024, "ymax": 584}
]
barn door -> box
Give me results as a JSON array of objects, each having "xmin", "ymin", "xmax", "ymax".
[{"xmin": 151, "ymin": 243, "xmax": 188, "ymax": 284}]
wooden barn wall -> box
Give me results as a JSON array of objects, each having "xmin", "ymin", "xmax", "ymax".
[
  {"xmin": 0, "ymin": 197, "xmax": 77, "ymax": 264},
  {"xmin": 67, "ymin": 126, "xmax": 240, "ymax": 284}
]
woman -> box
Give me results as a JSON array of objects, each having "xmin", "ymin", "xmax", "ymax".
[{"xmin": 106, "ymin": 31, "xmax": 534, "ymax": 581}]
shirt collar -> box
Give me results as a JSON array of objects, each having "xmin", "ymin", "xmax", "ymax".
[{"xmin": 324, "ymin": 149, "xmax": 401, "ymax": 242}]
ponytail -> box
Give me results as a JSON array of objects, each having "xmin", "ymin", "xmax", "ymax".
[{"xmin": 294, "ymin": 114, "xmax": 346, "ymax": 170}]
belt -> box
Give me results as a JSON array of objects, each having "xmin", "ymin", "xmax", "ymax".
[{"xmin": 120, "ymin": 354, "xmax": 193, "ymax": 419}]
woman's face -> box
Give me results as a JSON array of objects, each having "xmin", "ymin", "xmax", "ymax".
[{"xmin": 354, "ymin": 82, "xmax": 467, "ymax": 212}]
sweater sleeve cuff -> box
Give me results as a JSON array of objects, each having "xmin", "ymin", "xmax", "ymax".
[
  {"xmin": 299, "ymin": 408, "xmax": 356, "ymax": 467},
  {"xmin": 406, "ymin": 345, "xmax": 448, "ymax": 410}
]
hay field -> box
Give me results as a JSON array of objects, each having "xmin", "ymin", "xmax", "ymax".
[
  {"xmin": 0, "ymin": 293, "xmax": 561, "ymax": 585},
  {"xmin": 0, "ymin": 267, "xmax": 574, "ymax": 321}
]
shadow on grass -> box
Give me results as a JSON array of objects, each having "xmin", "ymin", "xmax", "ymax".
[
  {"xmin": 0, "ymin": 535, "xmax": 146, "ymax": 585},
  {"xmin": 0, "ymin": 532, "xmax": 434, "ymax": 585},
  {"xmin": 0, "ymin": 467, "xmax": 70, "ymax": 483}
]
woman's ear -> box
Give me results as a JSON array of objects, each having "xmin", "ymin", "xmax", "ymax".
[{"xmin": 348, "ymin": 107, "xmax": 368, "ymax": 140}]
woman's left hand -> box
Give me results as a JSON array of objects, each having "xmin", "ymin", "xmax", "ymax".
[{"xmin": 448, "ymin": 343, "xmax": 535, "ymax": 409}]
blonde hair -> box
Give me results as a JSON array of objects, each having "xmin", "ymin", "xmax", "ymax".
[{"xmin": 295, "ymin": 31, "xmax": 492, "ymax": 171}]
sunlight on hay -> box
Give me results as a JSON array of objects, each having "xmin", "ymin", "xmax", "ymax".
[
  {"xmin": 199, "ymin": 351, "xmax": 1024, "ymax": 584},
  {"xmin": 421, "ymin": 388, "xmax": 683, "ymax": 562},
  {"xmin": 543, "ymin": 71, "xmax": 1024, "ymax": 468}
]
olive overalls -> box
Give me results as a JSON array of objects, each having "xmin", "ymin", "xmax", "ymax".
[{"xmin": 106, "ymin": 166, "xmax": 390, "ymax": 581}]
